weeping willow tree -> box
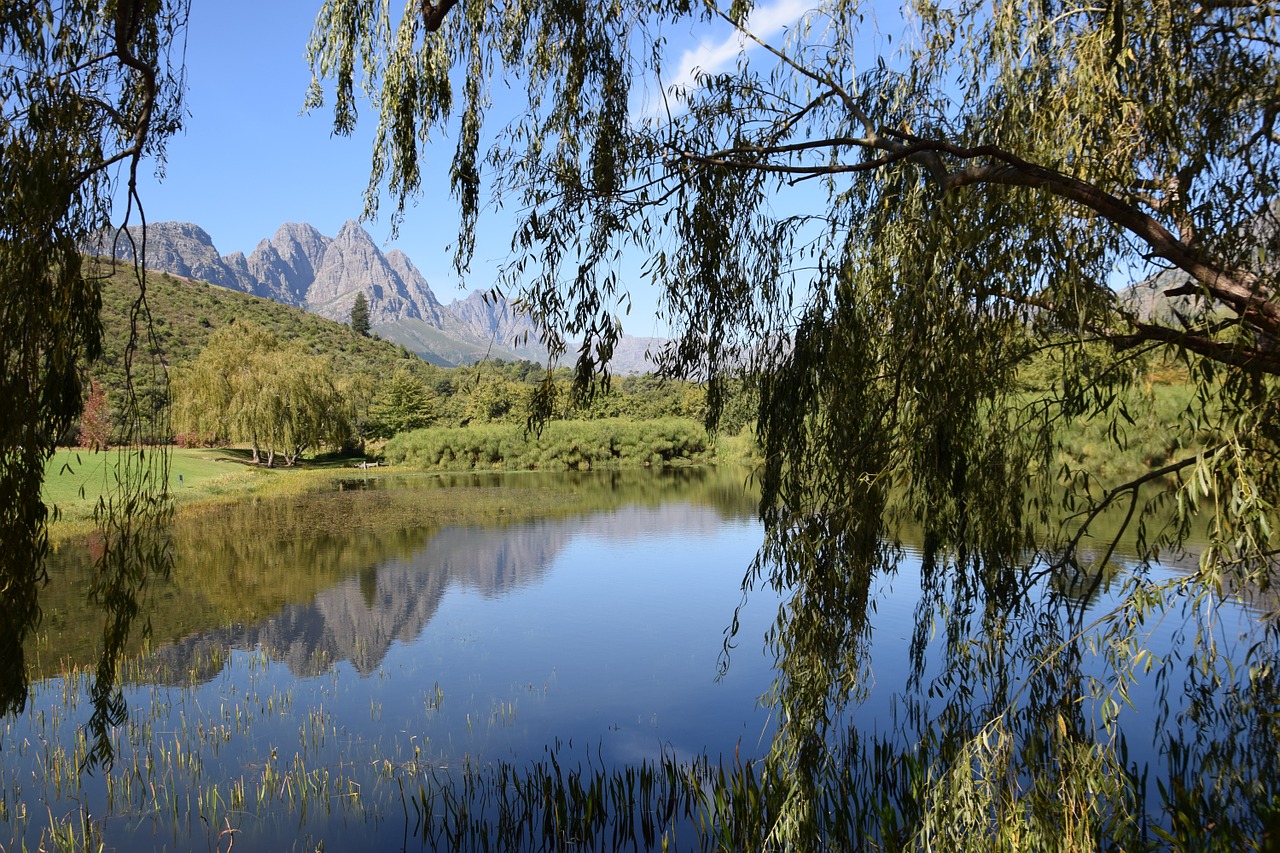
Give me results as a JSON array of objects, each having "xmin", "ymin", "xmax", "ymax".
[
  {"xmin": 0, "ymin": 1, "xmax": 187, "ymax": 764},
  {"xmin": 172, "ymin": 323, "xmax": 356, "ymax": 467},
  {"xmin": 307, "ymin": 0, "xmax": 1280, "ymax": 847}
]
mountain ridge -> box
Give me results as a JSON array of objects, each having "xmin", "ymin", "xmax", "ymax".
[{"xmin": 91, "ymin": 220, "xmax": 656, "ymax": 372}]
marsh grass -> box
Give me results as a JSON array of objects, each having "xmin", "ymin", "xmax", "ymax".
[{"xmin": 0, "ymin": 644, "xmax": 717, "ymax": 851}]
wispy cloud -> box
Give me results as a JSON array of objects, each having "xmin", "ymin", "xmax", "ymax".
[{"xmin": 644, "ymin": 0, "xmax": 811, "ymax": 116}]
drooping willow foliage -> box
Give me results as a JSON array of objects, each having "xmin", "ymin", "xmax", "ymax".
[
  {"xmin": 305, "ymin": 0, "xmax": 1280, "ymax": 846},
  {"xmin": 0, "ymin": 0, "xmax": 187, "ymax": 764}
]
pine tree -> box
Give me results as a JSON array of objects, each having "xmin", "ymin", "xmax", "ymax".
[{"xmin": 350, "ymin": 291, "xmax": 371, "ymax": 337}]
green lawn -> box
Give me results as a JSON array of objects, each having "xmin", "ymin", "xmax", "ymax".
[{"xmin": 44, "ymin": 447, "xmax": 251, "ymax": 520}]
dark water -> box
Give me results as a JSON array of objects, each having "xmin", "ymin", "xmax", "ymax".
[{"xmin": 0, "ymin": 468, "xmax": 1265, "ymax": 850}]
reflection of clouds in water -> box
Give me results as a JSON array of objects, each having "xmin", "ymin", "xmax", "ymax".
[
  {"xmin": 144, "ymin": 504, "xmax": 743, "ymax": 683},
  {"xmin": 598, "ymin": 711, "xmax": 774, "ymax": 769}
]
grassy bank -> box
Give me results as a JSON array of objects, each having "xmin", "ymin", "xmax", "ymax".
[
  {"xmin": 43, "ymin": 447, "xmax": 410, "ymax": 538},
  {"xmin": 42, "ymin": 425, "xmax": 752, "ymax": 540}
]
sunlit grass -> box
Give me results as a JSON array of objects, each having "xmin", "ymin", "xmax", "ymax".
[
  {"xmin": 43, "ymin": 447, "xmax": 238, "ymax": 508},
  {"xmin": 41, "ymin": 447, "xmax": 420, "ymax": 539}
]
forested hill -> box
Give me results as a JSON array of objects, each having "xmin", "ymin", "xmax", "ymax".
[
  {"xmin": 85, "ymin": 260, "xmax": 725, "ymax": 444},
  {"xmin": 89, "ymin": 259, "xmax": 448, "ymax": 402}
]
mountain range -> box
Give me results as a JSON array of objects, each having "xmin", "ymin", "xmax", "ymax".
[{"xmin": 91, "ymin": 220, "xmax": 660, "ymax": 372}]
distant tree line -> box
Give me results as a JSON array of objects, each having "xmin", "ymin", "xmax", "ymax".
[{"xmin": 70, "ymin": 268, "xmax": 755, "ymax": 458}]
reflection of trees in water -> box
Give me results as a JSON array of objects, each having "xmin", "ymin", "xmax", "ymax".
[
  {"xmin": 140, "ymin": 497, "xmax": 748, "ymax": 682},
  {"xmin": 392, "ymin": 466, "xmax": 759, "ymax": 521},
  {"xmin": 736, "ymin": 525, "xmax": 1280, "ymax": 849},
  {"xmin": 34, "ymin": 470, "xmax": 758, "ymax": 685}
]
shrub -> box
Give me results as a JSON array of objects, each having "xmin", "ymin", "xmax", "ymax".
[{"xmin": 383, "ymin": 418, "xmax": 710, "ymax": 471}]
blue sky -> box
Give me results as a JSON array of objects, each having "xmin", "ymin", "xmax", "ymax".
[
  {"xmin": 127, "ymin": 1, "xmax": 904, "ymax": 335},
  {"xmin": 130, "ymin": 2, "xmax": 512, "ymax": 305}
]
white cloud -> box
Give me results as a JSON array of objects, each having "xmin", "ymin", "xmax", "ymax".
[{"xmin": 646, "ymin": 0, "xmax": 811, "ymax": 116}]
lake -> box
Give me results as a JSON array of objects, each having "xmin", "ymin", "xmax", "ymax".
[
  {"xmin": 7, "ymin": 468, "xmax": 783, "ymax": 850},
  {"xmin": 3, "ymin": 468, "xmax": 1273, "ymax": 850}
]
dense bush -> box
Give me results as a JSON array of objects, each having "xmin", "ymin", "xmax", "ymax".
[{"xmin": 383, "ymin": 418, "xmax": 710, "ymax": 470}]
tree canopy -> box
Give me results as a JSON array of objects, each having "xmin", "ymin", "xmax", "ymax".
[
  {"xmin": 0, "ymin": 0, "xmax": 187, "ymax": 758},
  {"xmin": 172, "ymin": 323, "xmax": 354, "ymax": 467},
  {"xmin": 307, "ymin": 0, "xmax": 1280, "ymax": 845}
]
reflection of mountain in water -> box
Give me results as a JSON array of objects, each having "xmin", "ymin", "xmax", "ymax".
[{"xmin": 144, "ymin": 503, "xmax": 734, "ymax": 682}]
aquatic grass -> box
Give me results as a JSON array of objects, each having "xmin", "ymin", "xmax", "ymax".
[
  {"xmin": 0, "ymin": 640, "xmax": 1257, "ymax": 853},
  {"xmin": 9, "ymin": 654, "xmax": 743, "ymax": 851},
  {"xmin": 489, "ymin": 700, "xmax": 517, "ymax": 728}
]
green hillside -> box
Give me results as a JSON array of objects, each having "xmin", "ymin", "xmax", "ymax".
[
  {"xmin": 87, "ymin": 258, "xmax": 448, "ymax": 413},
  {"xmin": 376, "ymin": 316, "xmax": 534, "ymax": 366}
]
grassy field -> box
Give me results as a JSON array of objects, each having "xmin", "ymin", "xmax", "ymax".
[
  {"xmin": 42, "ymin": 447, "xmax": 401, "ymax": 537},
  {"xmin": 44, "ymin": 447, "xmax": 237, "ymax": 507}
]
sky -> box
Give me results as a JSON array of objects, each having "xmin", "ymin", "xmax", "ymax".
[{"xmin": 125, "ymin": 1, "xmax": 906, "ymax": 336}]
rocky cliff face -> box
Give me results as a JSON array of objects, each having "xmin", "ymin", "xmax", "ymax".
[
  {"xmin": 93, "ymin": 222, "xmax": 257, "ymax": 293},
  {"xmin": 245, "ymin": 222, "xmax": 331, "ymax": 305},
  {"xmin": 102, "ymin": 219, "xmax": 653, "ymax": 370},
  {"xmin": 302, "ymin": 220, "xmax": 425, "ymax": 325},
  {"xmin": 385, "ymin": 248, "xmax": 448, "ymax": 326},
  {"xmin": 445, "ymin": 289, "xmax": 535, "ymax": 344}
]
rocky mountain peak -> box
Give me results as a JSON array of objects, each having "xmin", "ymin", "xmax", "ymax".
[
  {"xmin": 101, "ymin": 219, "xmax": 651, "ymax": 370},
  {"xmin": 101, "ymin": 221, "xmax": 256, "ymax": 293},
  {"xmin": 336, "ymin": 219, "xmax": 372, "ymax": 242}
]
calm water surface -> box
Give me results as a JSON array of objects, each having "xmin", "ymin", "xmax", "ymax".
[
  {"xmin": 1, "ymin": 468, "xmax": 1255, "ymax": 850},
  {"xmin": 7, "ymin": 469, "xmax": 782, "ymax": 850}
]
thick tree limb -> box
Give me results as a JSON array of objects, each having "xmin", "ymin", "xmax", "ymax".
[
  {"xmin": 677, "ymin": 127, "xmax": 1277, "ymax": 341},
  {"xmin": 421, "ymin": 0, "xmax": 460, "ymax": 32},
  {"xmin": 1106, "ymin": 322, "xmax": 1280, "ymax": 374},
  {"xmin": 884, "ymin": 132, "xmax": 1279, "ymax": 336}
]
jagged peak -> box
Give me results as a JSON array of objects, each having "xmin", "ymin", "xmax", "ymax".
[
  {"xmin": 274, "ymin": 220, "xmax": 323, "ymax": 238},
  {"xmin": 139, "ymin": 221, "xmax": 217, "ymax": 245},
  {"xmin": 251, "ymin": 236, "xmax": 278, "ymax": 256},
  {"xmin": 334, "ymin": 219, "xmax": 373, "ymax": 242}
]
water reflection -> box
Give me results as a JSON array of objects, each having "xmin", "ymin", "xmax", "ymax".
[
  {"xmin": 35, "ymin": 467, "xmax": 760, "ymax": 685},
  {"xmin": 5, "ymin": 468, "xmax": 772, "ymax": 852},
  {"xmin": 8, "ymin": 469, "xmax": 1274, "ymax": 850}
]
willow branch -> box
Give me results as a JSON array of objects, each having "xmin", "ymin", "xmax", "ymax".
[
  {"xmin": 421, "ymin": 0, "xmax": 461, "ymax": 32},
  {"xmin": 1054, "ymin": 450, "xmax": 1217, "ymax": 573},
  {"xmin": 682, "ymin": 124, "xmax": 1276, "ymax": 337}
]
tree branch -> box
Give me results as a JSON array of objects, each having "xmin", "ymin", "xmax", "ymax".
[
  {"xmin": 881, "ymin": 130, "xmax": 1279, "ymax": 338},
  {"xmin": 421, "ymin": 0, "xmax": 460, "ymax": 32},
  {"xmin": 1106, "ymin": 322, "xmax": 1280, "ymax": 374},
  {"xmin": 1053, "ymin": 449, "xmax": 1218, "ymax": 576}
]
